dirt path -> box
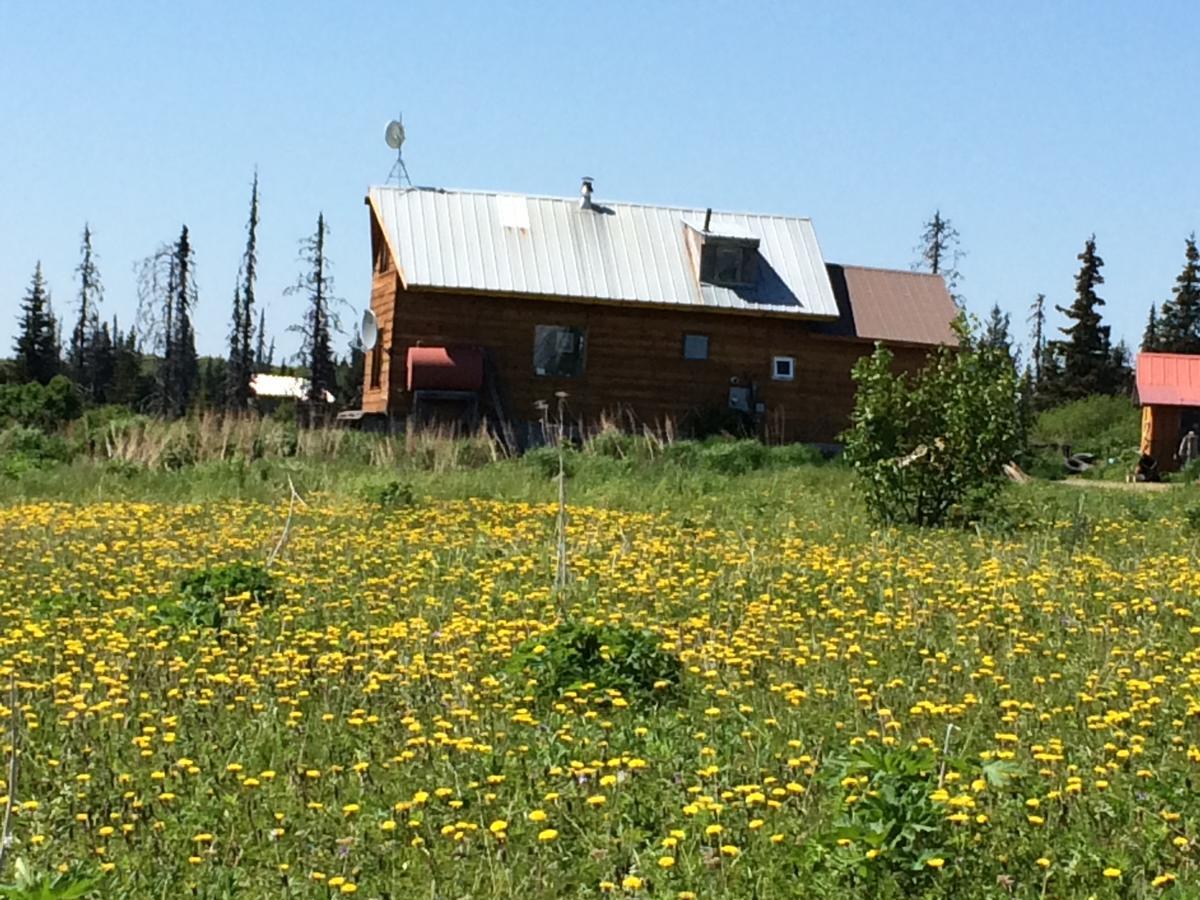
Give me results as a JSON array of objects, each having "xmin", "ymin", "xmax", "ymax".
[{"xmin": 1057, "ymin": 478, "xmax": 1175, "ymax": 492}]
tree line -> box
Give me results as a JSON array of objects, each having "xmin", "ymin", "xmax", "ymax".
[
  {"xmin": 8, "ymin": 173, "xmax": 364, "ymax": 417},
  {"xmin": 910, "ymin": 212, "xmax": 1200, "ymax": 410}
]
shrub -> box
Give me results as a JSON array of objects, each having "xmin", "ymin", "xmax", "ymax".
[
  {"xmin": 507, "ymin": 622, "xmax": 681, "ymax": 701},
  {"xmin": 0, "ymin": 425, "xmax": 72, "ymax": 478},
  {"xmin": 841, "ymin": 332, "xmax": 1026, "ymax": 526},
  {"xmin": 522, "ymin": 445, "xmax": 577, "ymax": 479},
  {"xmin": 364, "ymin": 478, "xmax": 417, "ymax": 509},
  {"xmin": 158, "ymin": 562, "xmax": 277, "ymax": 630},
  {"xmin": 1032, "ymin": 394, "xmax": 1139, "ymax": 457},
  {"xmin": 697, "ymin": 438, "xmax": 769, "ymax": 475},
  {"xmin": 0, "ymin": 375, "xmax": 83, "ymax": 432}
]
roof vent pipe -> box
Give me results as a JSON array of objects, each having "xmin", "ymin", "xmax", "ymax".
[
  {"xmin": 580, "ymin": 176, "xmax": 594, "ymax": 210},
  {"xmin": 703, "ymin": 207, "xmax": 712, "ymax": 232}
]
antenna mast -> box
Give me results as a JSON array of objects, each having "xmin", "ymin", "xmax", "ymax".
[{"xmin": 385, "ymin": 115, "xmax": 412, "ymax": 187}]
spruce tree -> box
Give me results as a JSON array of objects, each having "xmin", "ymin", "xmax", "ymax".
[
  {"xmin": 13, "ymin": 262, "xmax": 60, "ymax": 384},
  {"xmin": 1158, "ymin": 235, "xmax": 1200, "ymax": 354},
  {"xmin": 288, "ymin": 213, "xmax": 339, "ymax": 413},
  {"xmin": 253, "ymin": 308, "xmax": 269, "ymax": 373},
  {"xmin": 226, "ymin": 172, "xmax": 260, "ymax": 410},
  {"xmin": 1051, "ymin": 235, "xmax": 1118, "ymax": 400},
  {"xmin": 68, "ymin": 223, "xmax": 104, "ymax": 394},
  {"xmin": 1027, "ymin": 293, "xmax": 1046, "ymax": 386},
  {"xmin": 1142, "ymin": 304, "xmax": 1161, "ymax": 352},
  {"xmin": 88, "ymin": 320, "xmax": 116, "ymax": 404},
  {"xmin": 914, "ymin": 210, "xmax": 965, "ymax": 304},
  {"xmin": 137, "ymin": 226, "xmax": 198, "ymax": 417}
]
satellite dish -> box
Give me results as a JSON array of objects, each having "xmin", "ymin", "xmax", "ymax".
[
  {"xmin": 360, "ymin": 309, "xmax": 379, "ymax": 351},
  {"xmin": 384, "ymin": 119, "xmax": 406, "ymax": 150}
]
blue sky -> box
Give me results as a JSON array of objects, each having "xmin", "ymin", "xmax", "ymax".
[{"xmin": 2, "ymin": 1, "xmax": 1196, "ymax": 363}]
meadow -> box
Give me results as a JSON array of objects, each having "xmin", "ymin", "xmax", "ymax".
[{"xmin": 1, "ymin": 448, "xmax": 1199, "ymax": 898}]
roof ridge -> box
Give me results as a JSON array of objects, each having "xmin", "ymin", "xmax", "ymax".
[
  {"xmin": 834, "ymin": 262, "xmax": 945, "ymax": 278},
  {"xmin": 369, "ymin": 184, "xmax": 814, "ymax": 223}
]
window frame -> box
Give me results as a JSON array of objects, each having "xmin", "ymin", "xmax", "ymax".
[
  {"xmin": 533, "ymin": 324, "xmax": 587, "ymax": 378},
  {"xmin": 771, "ymin": 355, "xmax": 796, "ymax": 382},
  {"xmin": 682, "ymin": 333, "xmax": 710, "ymax": 361},
  {"xmin": 699, "ymin": 241, "xmax": 757, "ymax": 288}
]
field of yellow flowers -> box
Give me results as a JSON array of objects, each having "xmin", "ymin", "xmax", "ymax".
[{"xmin": 1, "ymin": 483, "xmax": 1199, "ymax": 898}]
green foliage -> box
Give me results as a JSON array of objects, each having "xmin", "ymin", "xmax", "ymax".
[
  {"xmin": 1032, "ymin": 394, "xmax": 1139, "ymax": 457},
  {"xmin": 1184, "ymin": 505, "xmax": 1200, "ymax": 531},
  {"xmin": 507, "ymin": 622, "xmax": 681, "ymax": 701},
  {"xmin": 841, "ymin": 333, "xmax": 1026, "ymax": 526},
  {"xmin": 0, "ymin": 426, "xmax": 72, "ymax": 478},
  {"xmin": 522, "ymin": 445, "xmax": 578, "ymax": 480},
  {"xmin": 364, "ymin": 478, "xmax": 417, "ymax": 509},
  {"xmin": 157, "ymin": 561, "xmax": 276, "ymax": 630},
  {"xmin": 0, "ymin": 859, "xmax": 102, "ymax": 899},
  {"xmin": 0, "ymin": 377, "xmax": 82, "ymax": 432},
  {"xmin": 825, "ymin": 745, "xmax": 946, "ymax": 883}
]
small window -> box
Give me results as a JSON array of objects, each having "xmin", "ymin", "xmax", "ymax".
[
  {"xmin": 772, "ymin": 356, "xmax": 795, "ymax": 381},
  {"xmin": 699, "ymin": 242, "xmax": 757, "ymax": 287},
  {"xmin": 534, "ymin": 325, "xmax": 586, "ymax": 377},
  {"xmin": 683, "ymin": 333, "xmax": 709, "ymax": 360}
]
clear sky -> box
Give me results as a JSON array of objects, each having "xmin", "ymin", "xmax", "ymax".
[{"xmin": 2, "ymin": 1, "xmax": 1196, "ymax": 363}]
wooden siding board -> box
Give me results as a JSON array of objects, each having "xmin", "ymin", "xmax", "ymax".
[{"xmin": 364, "ymin": 284, "xmax": 935, "ymax": 442}]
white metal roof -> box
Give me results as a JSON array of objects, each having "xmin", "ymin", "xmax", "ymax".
[
  {"xmin": 250, "ymin": 373, "xmax": 335, "ymax": 404},
  {"xmin": 369, "ymin": 186, "xmax": 840, "ymax": 319}
]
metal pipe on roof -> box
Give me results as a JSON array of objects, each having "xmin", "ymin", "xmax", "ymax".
[{"xmin": 703, "ymin": 207, "xmax": 712, "ymax": 232}]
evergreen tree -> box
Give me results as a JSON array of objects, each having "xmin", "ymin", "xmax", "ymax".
[
  {"xmin": 1158, "ymin": 235, "xmax": 1200, "ymax": 353},
  {"xmin": 109, "ymin": 317, "xmax": 147, "ymax": 409},
  {"xmin": 87, "ymin": 319, "xmax": 116, "ymax": 404},
  {"xmin": 226, "ymin": 172, "xmax": 260, "ymax": 410},
  {"xmin": 980, "ymin": 303, "xmax": 1017, "ymax": 365},
  {"xmin": 1027, "ymin": 293, "xmax": 1046, "ymax": 386},
  {"xmin": 13, "ymin": 262, "xmax": 60, "ymax": 384},
  {"xmin": 68, "ymin": 223, "xmax": 104, "ymax": 394},
  {"xmin": 253, "ymin": 308, "xmax": 269, "ymax": 373},
  {"xmin": 914, "ymin": 210, "xmax": 965, "ymax": 304},
  {"xmin": 337, "ymin": 337, "xmax": 365, "ymax": 410},
  {"xmin": 288, "ymin": 213, "xmax": 340, "ymax": 413},
  {"xmin": 137, "ymin": 226, "xmax": 199, "ymax": 417},
  {"xmin": 1142, "ymin": 303, "xmax": 1161, "ymax": 352},
  {"xmin": 1049, "ymin": 235, "xmax": 1119, "ymax": 400}
]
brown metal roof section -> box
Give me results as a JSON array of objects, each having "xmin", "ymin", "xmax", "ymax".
[{"xmin": 821, "ymin": 264, "xmax": 959, "ymax": 346}]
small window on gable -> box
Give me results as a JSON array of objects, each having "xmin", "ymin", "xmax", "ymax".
[
  {"xmin": 534, "ymin": 325, "xmax": 586, "ymax": 377},
  {"xmin": 683, "ymin": 333, "xmax": 709, "ymax": 360},
  {"xmin": 772, "ymin": 356, "xmax": 795, "ymax": 381}
]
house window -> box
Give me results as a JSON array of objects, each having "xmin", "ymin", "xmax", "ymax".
[
  {"xmin": 369, "ymin": 334, "xmax": 384, "ymax": 389},
  {"xmin": 772, "ymin": 356, "xmax": 795, "ymax": 381},
  {"xmin": 534, "ymin": 325, "xmax": 586, "ymax": 377},
  {"xmin": 683, "ymin": 333, "xmax": 709, "ymax": 360},
  {"xmin": 700, "ymin": 242, "xmax": 757, "ymax": 287}
]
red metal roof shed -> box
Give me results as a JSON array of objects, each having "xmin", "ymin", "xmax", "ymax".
[{"xmin": 1136, "ymin": 352, "xmax": 1200, "ymax": 406}]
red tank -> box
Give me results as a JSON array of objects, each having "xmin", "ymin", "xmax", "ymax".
[{"xmin": 406, "ymin": 346, "xmax": 484, "ymax": 392}]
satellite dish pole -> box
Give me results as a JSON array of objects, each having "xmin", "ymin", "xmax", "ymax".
[{"xmin": 385, "ymin": 115, "xmax": 411, "ymax": 187}]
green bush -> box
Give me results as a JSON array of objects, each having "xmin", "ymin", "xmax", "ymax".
[
  {"xmin": 696, "ymin": 438, "xmax": 770, "ymax": 475},
  {"xmin": 364, "ymin": 478, "xmax": 417, "ymax": 509},
  {"xmin": 0, "ymin": 425, "xmax": 72, "ymax": 478},
  {"xmin": 1032, "ymin": 395, "xmax": 1139, "ymax": 457},
  {"xmin": 0, "ymin": 376, "xmax": 83, "ymax": 432},
  {"xmin": 507, "ymin": 622, "xmax": 681, "ymax": 701},
  {"xmin": 842, "ymin": 333, "xmax": 1026, "ymax": 526},
  {"xmin": 158, "ymin": 562, "xmax": 277, "ymax": 630},
  {"xmin": 522, "ymin": 445, "xmax": 577, "ymax": 479}
]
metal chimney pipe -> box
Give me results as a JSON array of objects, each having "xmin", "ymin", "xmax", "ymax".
[
  {"xmin": 580, "ymin": 176, "xmax": 594, "ymax": 210},
  {"xmin": 703, "ymin": 207, "xmax": 712, "ymax": 232}
]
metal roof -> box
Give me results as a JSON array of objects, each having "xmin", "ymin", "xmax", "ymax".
[
  {"xmin": 369, "ymin": 186, "xmax": 840, "ymax": 319},
  {"xmin": 1136, "ymin": 352, "xmax": 1200, "ymax": 407},
  {"xmin": 250, "ymin": 373, "xmax": 335, "ymax": 404},
  {"xmin": 820, "ymin": 264, "xmax": 959, "ymax": 346}
]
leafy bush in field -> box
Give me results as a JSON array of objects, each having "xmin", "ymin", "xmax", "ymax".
[
  {"xmin": 696, "ymin": 438, "xmax": 770, "ymax": 475},
  {"xmin": 1032, "ymin": 394, "xmax": 1139, "ymax": 457},
  {"xmin": 0, "ymin": 425, "xmax": 72, "ymax": 477},
  {"xmin": 158, "ymin": 562, "xmax": 277, "ymax": 630},
  {"xmin": 522, "ymin": 445, "xmax": 577, "ymax": 479},
  {"xmin": 507, "ymin": 622, "xmax": 681, "ymax": 701},
  {"xmin": 0, "ymin": 375, "xmax": 82, "ymax": 432},
  {"xmin": 0, "ymin": 858, "xmax": 102, "ymax": 898},
  {"xmin": 842, "ymin": 335, "xmax": 1026, "ymax": 526},
  {"xmin": 364, "ymin": 478, "xmax": 417, "ymax": 508}
]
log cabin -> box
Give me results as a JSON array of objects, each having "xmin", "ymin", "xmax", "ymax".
[{"xmin": 356, "ymin": 179, "xmax": 958, "ymax": 444}]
